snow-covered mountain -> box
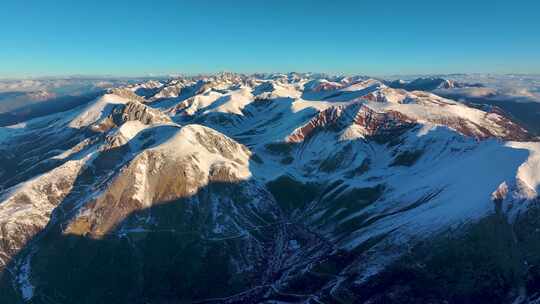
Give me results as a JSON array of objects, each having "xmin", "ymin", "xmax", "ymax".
[
  {"xmin": 1, "ymin": 73, "xmax": 540, "ymax": 303},
  {"xmin": 386, "ymin": 75, "xmax": 540, "ymax": 136}
]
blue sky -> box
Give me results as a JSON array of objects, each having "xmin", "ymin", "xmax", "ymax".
[{"xmin": 1, "ymin": 0, "xmax": 539, "ymax": 77}]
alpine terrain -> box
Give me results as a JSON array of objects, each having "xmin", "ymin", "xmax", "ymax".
[{"xmin": 1, "ymin": 73, "xmax": 540, "ymax": 304}]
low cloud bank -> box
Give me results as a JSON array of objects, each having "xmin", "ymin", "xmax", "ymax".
[{"xmin": 437, "ymin": 74, "xmax": 540, "ymax": 103}]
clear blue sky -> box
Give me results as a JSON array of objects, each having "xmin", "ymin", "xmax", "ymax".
[{"xmin": 1, "ymin": 0, "xmax": 539, "ymax": 77}]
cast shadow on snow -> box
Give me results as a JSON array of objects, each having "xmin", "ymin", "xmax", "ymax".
[
  {"xmin": 178, "ymin": 97, "xmax": 318, "ymax": 148},
  {"xmin": 0, "ymin": 100, "xmax": 125, "ymax": 191},
  {"xmin": 0, "ymin": 123, "xmax": 293, "ymax": 303},
  {"xmin": 0, "ymin": 91, "xmax": 103, "ymax": 127}
]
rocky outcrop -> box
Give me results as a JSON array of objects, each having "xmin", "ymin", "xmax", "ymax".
[
  {"xmin": 110, "ymin": 101, "xmax": 172, "ymax": 126},
  {"xmin": 427, "ymin": 114, "xmax": 531, "ymax": 141},
  {"xmin": 152, "ymin": 83, "xmax": 183, "ymax": 99},
  {"xmin": 287, "ymin": 103, "xmax": 416, "ymax": 143}
]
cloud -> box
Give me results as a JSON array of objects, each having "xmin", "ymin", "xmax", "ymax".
[
  {"xmin": 434, "ymin": 75, "xmax": 540, "ymax": 103},
  {"xmin": 0, "ymin": 80, "xmax": 48, "ymax": 93}
]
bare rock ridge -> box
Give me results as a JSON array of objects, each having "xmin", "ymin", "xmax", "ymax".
[
  {"xmin": 110, "ymin": 100, "xmax": 172, "ymax": 126},
  {"xmin": 287, "ymin": 103, "xmax": 416, "ymax": 143}
]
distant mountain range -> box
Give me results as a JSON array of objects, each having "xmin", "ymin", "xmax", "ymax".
[
  {"xmin": 385, "ymin": 77, "xmax": 484, "ymax": 91},
  {"xmin": 393, "ymin": 75, "xmax": 540, "ymax": 136},
  {"xmin": 1, "ymin": 73, "xmax": 540, "ymax": 303}
]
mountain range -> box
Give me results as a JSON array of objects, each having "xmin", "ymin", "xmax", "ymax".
[{"xmin": 1, "ymin": 73, "xmax": 540, "ymax": 303}]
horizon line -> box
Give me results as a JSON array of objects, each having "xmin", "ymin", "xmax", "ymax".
[{"xmin": 1, "ymin": 71, "xmax": 540, "ymax": 81}]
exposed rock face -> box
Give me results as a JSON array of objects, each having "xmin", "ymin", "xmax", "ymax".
[
  {"xmin": 287, "ymin": 103, "xmax": 416, "ymax": 143},
  {"xmin": 427, "ymin": 114, "xmax": 531, "ymax": 141},
  {"xmin": 91, "ymin": 100, "xmax": 173, "ymax": 138},
  {"xmin": 110, "ymin": 101, "xmax": 172, "ymax": 126},
  {"xmin": 304, "ymin": 79, "xmax": 344, "ymax": 93},
  {"xmin": 287, "ymin": 98, "xmax": 531, "ymax": 143},
  {"xmin": 152, "ymin": 83, "xmax": 183, "ymax": 99}
]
